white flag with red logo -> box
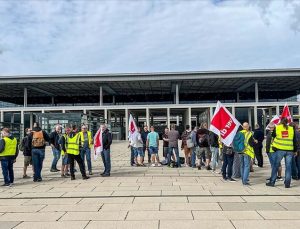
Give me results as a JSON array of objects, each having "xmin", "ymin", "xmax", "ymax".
[
  {"xmin": 210, "ymin": 101, "xmax": 241, "ymax": 146},
  {"xmin": 266, "ymin": 115, "xmax": 280, "ymax": 130},
  {"xmin": 128, "ymin": 113, "xmax": 138, "ymax": 141},
  {"xmin": 281, "ymin": 103, "xmax": 293, "ymax": 123},
  {"xmin": 93, "ymin": 128, "xmax": 103, "ymax": 160}
]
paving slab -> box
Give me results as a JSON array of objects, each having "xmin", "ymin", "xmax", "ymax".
[
  {"xmin": 232, "ymin": 220, "xmax": 300, "ymax": 229},
  {"xmin": 258, "ymin": 211, "xmax": 300, "ymax": 219},
  {"xmin": 192, "ymin": 210, "xmax": 263, "ymax": 220},
  {"xmin": 126, "ymin": 210, "xmax": 193, "ymax": 220},
  {"xmin": 14, "ymin": 221, "xmax": 89, "ymax": 229},
  {"xmin": 0, "ymin": 212, "xmax": 65, "ymax": 221},
  {"xmin": 85, "ymin": 220, "xmax": 159, "ymax": 229},
  {"xmin": 134, "ymin": 197, "xmax": 188, "ymax": 203},
  {"xmin": 60, "ymin": 211, "xmax": 128, "ymax": 221},
  {"xmin": 101, "ymin": 203, "xmax": 159, "ymax": 211},
  {"xmin": 219, "ymin": 202, "xmax": 286, "ymax": 211},
  {"xmin": 0, "ymin": 205, "xmax": 45, "ymax": 213},
  {"xmin": 160, "ymin": 220, "xmax": 235, "ymax": 229},
  {"xmin": 160, "ymin": 203, "xmax": 221, "ymax": 211},
  {"xmin": 40, "ymin": 204, "xmax": 102, "ymax": 212},
  {"xmin": 0, "ymin": 221, "xmax": 21, "ymax": 229}
]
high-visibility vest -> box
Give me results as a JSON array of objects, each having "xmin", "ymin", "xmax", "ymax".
[
  {"xmin": 240, "ymin": 130, "xmax": 255, "ymax": 159},
  {"xmin": 0, "ymin": 137, "xmax": 17, "ymax": 157},
  {"xmin": 66, "ymin": 133, "xmax": 80, "ymax": 155},
  {"xmin": 272, "ymin": 124, "xmax": 294, "ymax": 151},
  {"xmin": 60, "ymin": 134, "xmax": 67, "ymax": 156},
  {"xmin": 79, "ymin": 131, "xmax": 93, "ymax": 148}
]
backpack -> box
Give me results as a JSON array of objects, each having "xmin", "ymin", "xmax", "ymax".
[
  {"xmin": 233, "ymin": 132, "xmax": 245, "ymax": 153},
  {"xmin": 32, "ymin": 131, "xmax": 45, "ymax": 147}
]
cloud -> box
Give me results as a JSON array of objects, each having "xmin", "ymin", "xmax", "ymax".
[{"xmin": 0, "ymin": 0, "xmax": 299, "ymax": 75}]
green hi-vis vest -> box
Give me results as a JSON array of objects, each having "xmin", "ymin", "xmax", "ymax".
[
  {"xmin": 79, "ymin": 131, "xmax": 93, "ymax": 148},
  {"xmin": 272, "ymin": 124, "xmax": 294, "ymax": 151},
  {"xmin": 1, "ymin": 137, "xmax": 17, "ymax": 157},
  {"xmin": 66, "ymin": 133, "xmax": 80, "ymax": 155},
  {"xmin": 60, "ymin": 134, "xmax": 68, "ymax": 156},
  {"xmin": 240, "ymin": 130, "xmax": 255, "ymax": 159}
]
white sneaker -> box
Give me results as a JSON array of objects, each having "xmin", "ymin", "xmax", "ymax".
[
  {"xmin": 151, "ymin": 164, "xmax": 156, "ymax": 167},
  {"xmin": 157, "ymin": 163, "xmax": 161, "ymax": 167}
]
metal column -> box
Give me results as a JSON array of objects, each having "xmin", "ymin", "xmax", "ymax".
[
  {"xmin": 99, "ymin": 86, "xmax": 103, "ymax": 106},
  {"xmin": 125, "ymin": 108, "xmax": 129, "ymax": 140}
]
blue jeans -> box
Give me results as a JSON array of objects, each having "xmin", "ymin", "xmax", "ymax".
[
  {"xmin": 32, "ymin": 148, "xmax": 45, "ymax": 181},
  {"xmin": 210, "ymin": 147, "xmax": 219, "ymax": 170},
  {"xmin": 80, "ymin": 148, "xmax": 92, "ymax": 172},
  {"xmin": 191, "ymin": 147, "xmax": 196, "ymax": 167},
  {"xmin": 239, "ymin": 154, "xmax": 251, "ymax": 185},
  {"xmin": 51, "ymin": 148, "xmax": 61, "ymax": 170},
  {"xmin": 130, "ymin": 146, "xmax": 135, "ymax": 165},
  {"xmin": 1, "ymin": 157, "xmax": 14, "ymax": 185},
  {"xmin": 291, "ymin": 154, "xmax": 297, "ymax": 178},
  {"xmin": 296, "ymin": 154, "xmax": 300, "ymax": 179},
  {"xmin": 168, "ymin": 147, "xmax": 181, "ymax": 167},
  {"xmin": 101, "ymin": 149, "xmax": 111, "ymax": 174},
  {"xmin": 270, "ymin": 150, "xmax": 293, "ymax": 187},
  {"xmin": 222, "ymin": 153, "xmax": 234, "ymax": 179}
]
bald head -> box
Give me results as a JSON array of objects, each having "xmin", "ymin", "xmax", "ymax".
[{"xmin": 242, "ymin": 122, "xmax": 250, "ymax": 131}]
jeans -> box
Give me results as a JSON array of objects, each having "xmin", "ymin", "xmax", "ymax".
[
  {"xmin": 222, "ymin": 153, "xmax": 234, "ymax": 179},
  {"xmin": 210, "ymin": 147, "xmax": 219, "ymax": 170},
  {"xmin": 232, "ymin": 152, "xmax": 241, "ymax": 178},
  {"xmin": 80, "ymin": 147, "xmax": 92, "ymax": 172},
  {"xmin": 296, "ymin": 154, "xmax": 300, "ymax": 179},
  {"xmin": 130, "ymin": 146, "xmax": 135, "ymax": 165},
  {"xmin": 101, "ymin": 149, "xmax": 111, "ymax": 174},
  {"xmin": 1, "ymin": 157, "xmax": 14, "ymax": 185},
  {"xmin": 51, "ymin": 148, "xmax": 61, "ymax": 170},
  {"xmin": 32, "ymin": 148, "xmax": 45, "ymax": 181},
  {"xmin": 270, "ymin": 150, "xmax": 293, "ymax": 187},
  {"xmin": 168, "ymin": 147, "xmax": 181, "ymax": 167},
  {"xmin": 291, "ymin": 154, "xmax": 297, "ymax": 178},
  {"xmin": 68, "ymin": 154, "xmax": 86, "ymax": 178},
  {"xmin": 191, "ymin": 147, "xmax": 196, "ymax": 167},
  {"xmin": 240, "ymin": 154, "xmax": 251, "ymax": 185}
]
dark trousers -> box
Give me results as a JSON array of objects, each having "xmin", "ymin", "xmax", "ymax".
[
  {"xmin": 1, "ymin": 157, "xmax": 14, "ymax": 185},
  {"xmin": 32, "ymin": 148, "xmax": 45, "ymax": 181},
  {"xmin": 222, "ymin": 153, "xmax": 234, "ymax": 179},
  {"xmin": 296, "ymin": 154, "xmax": 300, "ymax": 179},
  {"xmin": 254, "ymin": 145, "xmax": 263, "ymax": 167},
  {"xmin": 130, "ymin": 146, "xmax": 135, "ymax": 165},
  {"xmin": 68, "ymin": 154, "xmax": 86, "ymax": 178},
  {"xmin": 101, "ymin": 149, "xmax": 111, "ymax": 174}
]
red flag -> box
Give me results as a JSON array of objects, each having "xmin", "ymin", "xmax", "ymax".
[
  {"xmin": 93, "ymin": 128, "xmax": 102, "ymax": 160},
  {"xmin": 266, "ymin": 115, "xmax": 280, "ymax": 130},
  {"xmin": 210, "ymin": 101, "xmax": 241, "ymax": 146},
  {"xmin": 281, "ymin": 103, "xmax": 293, "ymax": 123},
  {"xmin": 128, "ymin": 114, "xmax": 137, "ymax": 140}
]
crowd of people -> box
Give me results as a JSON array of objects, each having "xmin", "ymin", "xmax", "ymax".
[
  {"xmin": 0, "ymin": 117, "xmax": 299, "ymax": 189},
  {"xmin": 0, "ymin": 122, "xmax": 112, "ymax": 187},
  {"xmin": 129, "ymin": 118, "xmax": 300, "ymax": 188}
]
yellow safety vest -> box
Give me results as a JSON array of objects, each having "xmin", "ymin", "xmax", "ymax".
[
  {"xmin": 0, "ymin": 137, "xmax": 17, "ymax": 157},
  {"xmin": 60, "ymin": 134, "xmax": 67, "ymax": 156},
  {"xmin": 272, "ymin": 124, "xmax": 294, "ymax": 151},
  {"xmin": 79, "ymin": 131, "xmax": 93, "ymax": 148},
  {"xmin": 240, "ymin": 130, "xmax": 255, "ymax": 159},
  {"xmin": 66, "ymin": 133, "xmax": 80, "ymax": 155}
]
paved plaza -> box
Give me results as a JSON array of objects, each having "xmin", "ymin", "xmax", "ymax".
[{"xmin": 0, "ymin": 141, "xmax": 300, "ymax": 229}]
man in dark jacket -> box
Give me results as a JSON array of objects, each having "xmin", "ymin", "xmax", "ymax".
[
  {"xmin": 196, "ymin": 123, "xmax": 212, "ymax": 170},
  {"xmin": 0, "ymin": 128, "xmax": 18, "ymax": 187},
  {"xmin": 27, "ymin": 122, "xmax": 50, "ymax": 182},
  {"xmin": 141, "ymin": 126, "xmax": 150, "ymax": 163},
  {"xmin": 101, "ymin": 124, "xmax": 112, "ymax": 177},
  {"xmin": 49, "ymin": 124, "xmax": 62, "ymax": 172},
  {"xmin": 21, "ymin": 128, "xmax": 33, "ymax": 179},
  {"xmin": 253, "ymin": 124, "xmax": 264, "ymax": 167}
]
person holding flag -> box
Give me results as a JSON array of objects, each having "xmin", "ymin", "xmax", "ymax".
[{"xmin": 100, "ymin": 124, "xmax": 112, "ymax": 177}]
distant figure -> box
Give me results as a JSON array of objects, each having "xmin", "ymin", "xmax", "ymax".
[
  {"xmin": 167, "ymin": 124, "xmax": 181, "ymax": 167},
  {"xmin": 100, "ymin": 124, "xmax": 113, "ymax": 176},
  {"xmin": 147, "ymin": 126, "xmax": 161, "ymax": 167},
  {"xmin": 253, "ymin": 124, "xmax": 264, "ymax": 167},
  {"xmin": 49, "ymin": 124, "xmax": 62, "ymax": 172}
]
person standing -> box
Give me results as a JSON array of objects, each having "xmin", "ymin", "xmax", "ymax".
[
  {"xmin": 253, "ymin": 124, "xmax": 264, "ymax": 167},
  {"xmin": 167, "ymin": 124, "xmax": 181, "ymax": 167},
  {"xmin": 181, "ymin": 125, "xmax": 192, "ymax": 167},
  {"xmin": 147, "ymin": 126, "xmax": 160, "ymax": 167},
  {"xmin": 0, "ymin": 128, "xmax": 18, "ymax": 187},
  {"xmin": 101, "ymin": 124, "xmax": 112, "ymax": 176},
  {"xmin": 59, "ymin": 126, "xmax": 71, "ymax": 178},
  {"xmin": 266, "ymin": 118, "xmax": 297, "ymax": 188},
  {"xmin": 209, "ymin": 131, "xmax": 219, "ymax": 172},
  {"xmin": 27, "ymin": 122, "xmax": 50, "ymax": 182},
  {"xmin": 66, "ymin": 125, "xmax": 89, "ymax": 180},
  {"xmin": 49, "ymin": 124, "xmax": 62, "ymax": 172},
  {"xmin": 162, "ymin": 127, "xmax": 169, "ymax": 161},
  {"xmin": 80, "ymin": 125, "xmax": 93, "ymax": 175},
  {"xmin": 132, "ymin": 127, "xmax": 145, "ymax": 166},
  {"xmin": 21, "ymin": 128, "xmax": 33, "ymax": 179},
  {"xmin": 196, "ymin": 123, "xmax": 212, "ymax": 170},
  {"xmin": 222, "ymin": 144, "xmax": 236, "ymax": 182},
  {"xmin": 191, "ymin": 126, "xmax": 198, "ymax": 168},
  {"xmin": 294, "ymin": 123, "xmax": 300, "ymax": 180},
  {"xmin": 141, "ymin": 126, "xmax": 150, "ymax": 164},
  {"xmin": 239, "ymin": 122, "xmax": 255, "ymax": 185}
]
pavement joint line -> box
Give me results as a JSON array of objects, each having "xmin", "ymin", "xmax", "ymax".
[
  {"xmin": 124, "ymin": 210, "xmax": 129, "ymax": 220},
  {"xmin": 97, "ymin": 203, "xmax": 104, "ymax": 212},
  {"xmin": 37, "ymin": 204, "xmax": 48, "ymax": 212},
  {"xmin": 229, "ymin": 219, "xmax": 237, "ymax": 229},
  {"xmin": 56, "ymin": 211, "xmax": 67, "ymax": 221},
  {"xmin": 11, "ymin": 221, "xmax": 23, "ymax": 229},
  {"xmin": 256, "ymin": 210, "xmax": 266, "ymax": 220},
  {"xmin": 83, "ymin": 220, "xmax": 91, "ymax": 229},
  {"xmin": 277, "ymin": 202, "xmax": 289, "ymax": 210},
  {"xmin": 217, "ymin": 202, "xmax": 224, "ymax": 210},
  {"xmin": 4, "ymin": 194, "xmax": 300, "ymax": 200}
]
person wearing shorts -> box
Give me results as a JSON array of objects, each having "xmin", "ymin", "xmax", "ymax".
[
  {"xmin": 132, "ymin": 127, "xmax": 145, "ymax": 166},
  {"xmin": 147, "ymin": 126, "xmax": 160, "ymax": 167},
  {"xmin": 22, "ymin": 128, "xmax": 33, "ymax": 179},
  {"xmin": 196, "ymin": 123, "xmax": 212, "ymax": 170}
]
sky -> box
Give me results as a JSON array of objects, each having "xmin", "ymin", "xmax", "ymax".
[{"xmin": 0, "ymin": 0, "xmax": 300, "ymax": 75}]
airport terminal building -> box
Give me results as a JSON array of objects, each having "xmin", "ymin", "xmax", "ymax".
[{"xmin": 0, "ymin": 68, "xmax": 300, "ymax": 140}]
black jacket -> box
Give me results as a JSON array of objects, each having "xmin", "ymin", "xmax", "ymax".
[
  {"xmin": 102, "ymin": 129, "xmax": 112, "ymax": 150},
  {"xmin": 21, "ymin": 135, "xmax": 32, "ymax": 156},
  {"xmin": 196, "ymin": 128, "xmax": 209, "ymax": 147},
  {"xmin": 27, "ymin": 127, "xmax": 50, "ymax": 149},
  {"xmin": 0, "ymin": 135, "xmax": 19, "ymax": 160},
  {"xmin": 49, "ymin": 131, "xmax": 61, "ymax": 150},
  {"xmin": 209, "ymin": 131, "xmax": 219, "ymax": 148}
]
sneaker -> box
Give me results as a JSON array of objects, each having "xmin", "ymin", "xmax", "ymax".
[
  {"xmin": 23, "ymin": 175, "xmax": 30, "ymax": 179},
  {"xmin": 157, "ymin": 163, "xmax": 161, "ymax": 167},
  {"xmin": 1, "ymin": 183, "xmax": 11, "ymax": 187},
  {"xmin": 50, "ymin": 169, "xmax": 58, "ymax": 172},
  {"xmin": 82, "ymin": 176, "xmax": 90, "ymax": 180},
  {"xmin": 71, "ymin": 176, "xmax": 75, "ymax": 180},
  {"xmin": 197, "ymin": 166, "xmax": 201, "ymax": 170},
  {"xmin": 223, "ymin": 177, "xmax": 228, "ymax": 181},
  {"xmin": 89, "ymin": 171, "xmax": 93, "ymax": 175},
  {"xmin": 61, "ymin": 174, "xmax": 66, "ymax": 178},
  {"xmin": 277, "ymin": 176, "xmax": 283, "ymax": 181},
  {"xmin": 266, "ymin": 177, "xmax": 271, "ymax": 181},
  {"xmin": 228, "ymin": 178, "xmax": 236, "ymax": 182},
  {"xmin": 37, "ymin": 178, "xmax": 42, "ymax": 182},
  {"xmin": 206, "ymin": 166, "xmax": 212, "ymax": 171},
  {"xmin": 151, "ymin": 164, "xmax": 156, "ymax": 167},
  {"xmin": 285, "ymin": 184, "xmax": 291, "ymax": 188},
  {"xmin": 101, "ymin": 174, "xmax": 110, "ymax": 177},
  {"xmin": 65, "ymin": 173, "xmax": 70, "ymax": 177},
  {"xmin": 266, "ymin": 182, "xmax": 274, "ymax": 187},
  {"xmin": 243, "ymin": 182, "xmax": 251, "ymax": 186}
]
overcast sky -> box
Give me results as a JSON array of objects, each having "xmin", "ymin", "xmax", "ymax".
[{"xmin": 0, "ymin": 0, "xmax": 299, "ymax": 75}]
